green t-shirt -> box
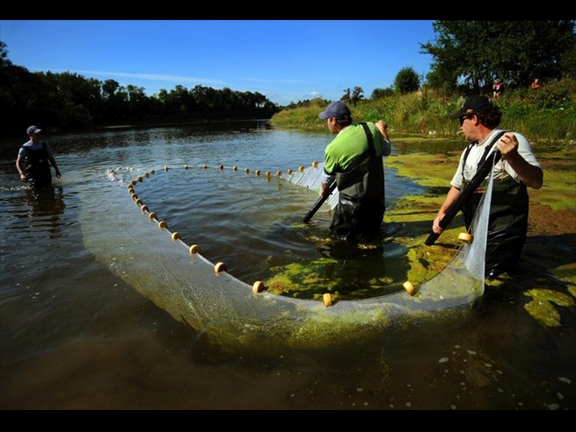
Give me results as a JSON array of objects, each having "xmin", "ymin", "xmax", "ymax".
[{"xmin": 324, "ymin": 122, "xmax": 391, "ymax": 175}]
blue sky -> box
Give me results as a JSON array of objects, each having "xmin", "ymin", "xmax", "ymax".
[{"xmin": 1, "ymin": 20, "xmax": 437, "ymax": 106}]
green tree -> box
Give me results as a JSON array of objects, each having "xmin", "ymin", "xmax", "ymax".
[
  {"xmin": 371, "ymin": 87, "xmax": 394, "ymax": 99},
  {"xmin": 341, "ymin": 88, "xmax": 351, "ymax": 104},
  {"xmin": 102, "ymin": 79, "xmax": 120, "ymax": 99},
  {"xmin": 560, "ymin": 34, "xmax": 576, "ymax": 79},
  {"xmin": 394, "ymin": 67, "xmax": 421, "ymax": 94},
  {"xmin": 0, "ymin": 41, "xmax": 11, "ymax": 67},
  {"xmin": 420, "ymin": 20, "xmax": 576, "ymax": 93},
  {"xmin": 351, "ymin": 86, "xmax": 364, "ymax": 105},
  {"xmin": 342, "ymin": 87, "xmax": 364, "ymax": 105}
]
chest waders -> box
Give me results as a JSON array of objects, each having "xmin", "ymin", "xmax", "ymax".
[
  {"xmin": 461, "ymin": 131, "xmax": 529, "ymax": 272},
  {"xmin": 22, "ymin": 142, "xmax": 53, "ymax": 188},
  {"xmin": 330, "ymin": 123, "xmax": 385, "ymax": 241}
]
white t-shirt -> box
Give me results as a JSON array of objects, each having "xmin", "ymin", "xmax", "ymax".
[{"xmin": 450, "ymin": 129, "xmax": 540, "ymax": 189}]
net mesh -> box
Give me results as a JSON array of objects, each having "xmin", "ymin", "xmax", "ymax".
[{"xmin": 82, "ymin": 161, "xmax": 493, "ymax": 353}]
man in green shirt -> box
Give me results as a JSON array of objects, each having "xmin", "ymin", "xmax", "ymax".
[{"xmin": 319, "ymin": 101, "xmax": 392, "ymax": 241}]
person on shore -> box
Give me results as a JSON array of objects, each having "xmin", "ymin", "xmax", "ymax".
[
  {"xmin": 432, "ymin": 96, "xmax": 543, "ymax": 279},
  {"xmin": 16, "ymin": 125, "xmax": 61, "ymax": 188},
  {"xmin": 531, "ymin": 78, "xmax": 540, "ymax": 89},
  {"xmin": 318, "ymin": 101, "xmax": 392, "ymax": 241},
  {"xmin": 492, "ymin": 78, "xmax": 503, "ymax": 100}
]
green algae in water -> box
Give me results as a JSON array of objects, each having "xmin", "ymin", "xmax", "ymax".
[
  {"xmin": 265, "ymin": 256, "xmax": 398, "ymax": 301},
  {"xmin": 523, "ymin": 288, "xmax": 576, "ymax": 327}
]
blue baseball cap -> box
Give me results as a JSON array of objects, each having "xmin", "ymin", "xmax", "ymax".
[{"xmin": 319, "ymin": 101, "xmax": 351, "ymax": 121}]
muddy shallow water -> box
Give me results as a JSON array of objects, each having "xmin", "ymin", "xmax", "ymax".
[{"xmin": 1, "ymin": 123, "xmax": 574, "ymax": 410}]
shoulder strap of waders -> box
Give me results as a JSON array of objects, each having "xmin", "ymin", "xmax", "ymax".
[
  {"xmin": 338, "ymin": 123, "xmax": 377, "ymax": 175},
  {"xmin": 359, "ymin": 122, "xmax": 376, "ymax": 157},
  {"xmin": 461, "ymin": 130, "xmax": 507, "ymax": 182}
]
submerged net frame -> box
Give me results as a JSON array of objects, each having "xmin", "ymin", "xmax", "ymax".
[{"xmin": 82, "ymin": 160, "xmax": 493, "ymax": 353}]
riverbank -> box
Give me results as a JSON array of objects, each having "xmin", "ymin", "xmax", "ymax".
[{"xmin": 387, "ymin": 137, "xmax": 576, "ymax": 237}]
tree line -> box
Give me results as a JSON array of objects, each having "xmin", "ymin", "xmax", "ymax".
[
  {"xmin": 0, "ymin": 41, "xmax": 281, "ymax": 138},
  {"xmin": 1, "ymin": 20, "xmax": 574, "ymax": 138}
]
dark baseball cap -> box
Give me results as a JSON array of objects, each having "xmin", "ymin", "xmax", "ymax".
[
  {"xmin": 450, "ymin": 96, "xmax": 494, "ymax": 119},
  {"xmin": 26, "ymin": 125, "xmax": 42, "ymax": 135},
  {"xmin": 319, "ymin": 101, "xmax": 351, "ymax": 120}
]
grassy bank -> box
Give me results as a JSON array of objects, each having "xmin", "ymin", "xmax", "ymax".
[{"xmin": 271, "ymin": 79, "xmax": 576, "ymax": 144}]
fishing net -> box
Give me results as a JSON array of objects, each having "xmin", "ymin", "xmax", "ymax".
[{"xmin": 81, "ymin": 161, "xmax": 492, "ymax": 353}]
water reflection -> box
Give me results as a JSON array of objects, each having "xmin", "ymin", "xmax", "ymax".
[
  {"xmin": 2, "ymin": 183, "xmax": 66, "ymax": 239},
  {"xmin": 22, "ymin": 186, "xmax": 66, "ymax": 220}
]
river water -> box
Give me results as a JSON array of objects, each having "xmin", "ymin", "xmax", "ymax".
[{"xmin": 1, "ymin": 121, "xmax": 574, "ymax": 410}]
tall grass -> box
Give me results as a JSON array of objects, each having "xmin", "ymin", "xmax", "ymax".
[{"xmin": 271, "ymin": 79, "xmax": 576, "ymax": 144}]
